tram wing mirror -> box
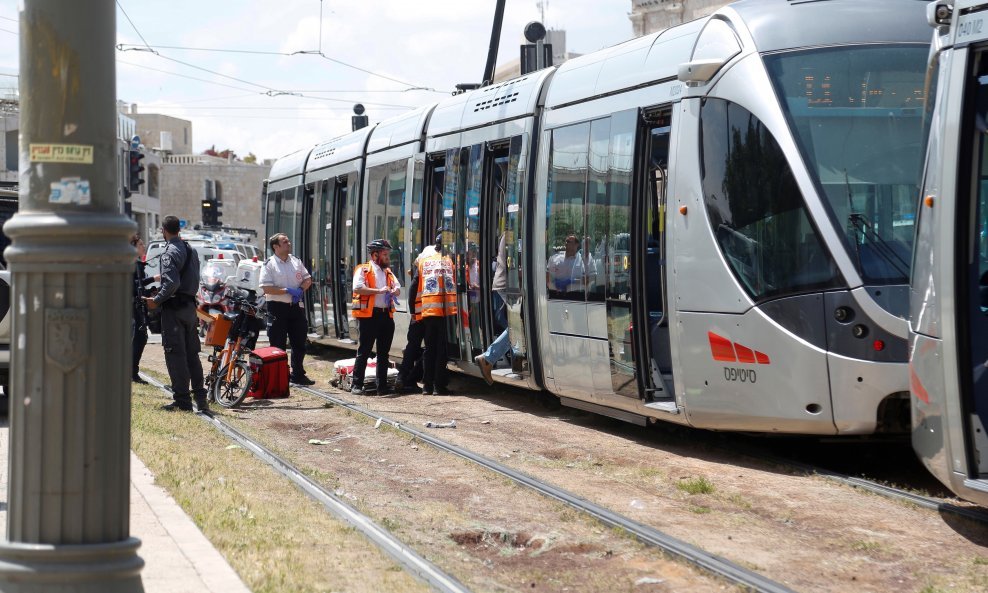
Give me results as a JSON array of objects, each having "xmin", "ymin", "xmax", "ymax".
[
  {"xmin": 677, "ymin": 59, "xmax": 724, "ymax": 87},
  {"xmin": 927, "ymin": 2, "xmax": 952, "ymax": 28}
]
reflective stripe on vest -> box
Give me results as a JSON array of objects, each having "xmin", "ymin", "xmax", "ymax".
[
  {"xmin": 416, "ymin": 253, "xmax": 458, "ymax": 318},
  {"xmin": 351, "ymin": 263, "xmax": 397, "ymax": 319}
]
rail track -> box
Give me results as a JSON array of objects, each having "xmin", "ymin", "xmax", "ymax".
[
  {"xmin": 292, "ymin": 384, "xmax": 799, "ymax": 593},
  {"xmin": 140, "ymin": 373, "xmax": 473, "ymax": 593},
  {"xmin": 142, "ymin": 372, "xmax": 797, "ymax": 593}
]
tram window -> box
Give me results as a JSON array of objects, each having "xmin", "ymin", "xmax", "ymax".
[
  {"xmin": 700, "ymin": 98, "xmax": 843, "ymax": 301},
  {"xmin": 265, "ymin": 191, "xmax": 280, "ymax": 237},
  {"xmin": 281, "ymin": 187, "xmax": 296, "ymax": 245},
  {"xmin": 765, "ymin": 45, "xmax": 927, "ymax": 285},
  {"xmin": 366, "ymin": 160, "xmax": 408, "ymax": 284},
  {"xmin": 547, "ymin": 123, "xmax": 591, "ymax": 301},
  {"xmin": 587, "ymin": 119, "xmax": 610, "ymax": 303}
]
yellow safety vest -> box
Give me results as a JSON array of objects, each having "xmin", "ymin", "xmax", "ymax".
[{"xmin": 415, "ymin": 253, "xmax": 458, "ymax": 320}]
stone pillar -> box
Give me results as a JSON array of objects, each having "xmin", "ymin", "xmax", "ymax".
[{"xmin": 0, "ymin": 1, "xmax": 144, "ymax": 591}]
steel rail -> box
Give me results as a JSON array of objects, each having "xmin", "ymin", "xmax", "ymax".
[
  {"xmin": 768, "ymin": 455, "xmax": 988, "ymax": 524},
  {"xmin": 140, "ymin": 373, "xmax": 473, "ymax": 593},
  {"xmin": 296, "ymin": 385, "xmax": 797, "ymax": 593}
]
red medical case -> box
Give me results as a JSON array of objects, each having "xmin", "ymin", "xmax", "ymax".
[{"xmin": 247, "ymin": 346, "xmax": 289, "ymax": 399}]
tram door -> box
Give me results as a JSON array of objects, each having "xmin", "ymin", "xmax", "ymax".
[
  {"xmin": 962, "ymin": 64, "xmax": 988, "ymax": 474},
  {"xmin": 441, "ymin": 143, "xmax": 510, "ymax": 363},
  {"xmin": 316, "ymin": 176, "xmax": 353, "ymax": 340},
  {"xmin": 300, "ymin": 183, "xmax": 317, "ymax": 331},
  {"xmin": 634, "ymin": 110, "xmax": 674, "ymax": 401}
]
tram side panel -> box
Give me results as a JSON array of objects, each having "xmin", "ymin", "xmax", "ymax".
[{"xmin": 668, "ymin": 96, "xmax": 837, "ymax": 434}]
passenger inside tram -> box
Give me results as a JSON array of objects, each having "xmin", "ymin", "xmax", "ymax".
[{"xmin": 547, "ymin": 233, "xmax": 599, "ymax": 297}]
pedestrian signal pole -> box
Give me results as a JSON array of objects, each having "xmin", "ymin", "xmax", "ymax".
[{"xmin": 0, "ymin": 0, "xmax": 144, "ymax": 591}]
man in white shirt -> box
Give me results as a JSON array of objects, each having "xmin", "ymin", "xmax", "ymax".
[{"xmin": 259, "ymin": 233, "xmax": 314, "ymax": 385}]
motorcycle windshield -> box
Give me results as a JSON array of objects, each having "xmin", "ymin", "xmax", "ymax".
[{"xmin": 200, "ymin": 260, "xmax": 236, "ymax": 289}]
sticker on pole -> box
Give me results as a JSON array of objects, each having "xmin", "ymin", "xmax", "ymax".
[
  {"xmin": 30, "ymin": 143, "xmax": 94, "ymax": 164},
  {"xmin": 48, "ymin": 178, "xmax": 91, "ymax": 205}
]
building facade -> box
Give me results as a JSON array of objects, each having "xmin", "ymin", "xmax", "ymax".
[
  {"xmin": 629, "ymin": 0, "xmax": 734, "ymax": 36},
  {"xmin": 159, "ymin": 154, "xmax": 269, "ymax": 244},
  {"xmin": 118, "ymin": 111, "xmax": 162, "ymax": 240}
]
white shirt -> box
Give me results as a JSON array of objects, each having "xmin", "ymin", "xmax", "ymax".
[
  {"xmin": 259, "ymin": 254, "xmax": 311, "ymax": 306},
  {"xmin": 353, "ymin": 260, "xmax": 401, "ymax": 308},
  {"xmin": 547, "ymin": 250, "xmax": 597, "ymax": 292}
]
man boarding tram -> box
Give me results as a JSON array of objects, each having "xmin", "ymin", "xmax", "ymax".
[{"xmin": 415, "ymin": 228, "xmax": 458, "ymax": 395}]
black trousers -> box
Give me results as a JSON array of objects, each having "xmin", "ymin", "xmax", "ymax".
[
  {"xmin": 161, "ymin": 302, "xmax": 206, "ymax": 405},
  {"xmin": 267, "ymin": 301, "xmax": 308, "ymax": 379},
  {"xmin": 421, "ymin": 316, "xmax": 449, "ymax": 389},
  {"xmin": 353, "ymin": 309, "xmax": 395, "ymax": 388},
  {"xmin": 397, "ymin": 319, "xmax": 425, "ymax": 385},
  {"xmin": 132, "ymin": 318, "xmax": 148, "ymax": 379}
]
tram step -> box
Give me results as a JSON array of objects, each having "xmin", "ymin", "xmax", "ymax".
[
  {"xmin": 964, "ymin": 479, "xmax": 988, "ymax": 494},
  {"xmin": 560, "ymin": 397, "xmax": 648, "ymax": 426},
  {"xmin": 643, "ymin": 400, "xmax": 679, "ymax": 414}
]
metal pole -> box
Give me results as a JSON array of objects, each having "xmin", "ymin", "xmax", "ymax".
[
  {"xmin": 0, "ymin": 1, "xmax": 143, "ymax": 591},
  {"xmin": 481, "ymin": 0, "xmax": 507, "ymax": 86}
]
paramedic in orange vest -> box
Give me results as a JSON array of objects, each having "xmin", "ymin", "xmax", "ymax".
[
  {"xmin": 416, "ymin": 229, "xmax": 458, "ymax": 395},
  {"xmin": 350, "ymin": 239, "xmax": 401, "ymax": 395}
]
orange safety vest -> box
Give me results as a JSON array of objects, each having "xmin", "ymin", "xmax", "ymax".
[
  {"xmin": 414, "ymin": 252, "xmax": 458, "ymax": 320},
  {"xmin": 351, "ymin": 262, "xmax": 398, "ymax": 319}
]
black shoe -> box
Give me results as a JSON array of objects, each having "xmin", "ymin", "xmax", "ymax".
[
  {"xmin": 395, "ymin": 382, "xmax": 418, "ymax": 394},
  {"xmin": 161, "ymin": 402, "xmax": 193, "ymax": 412},
  {"xmin": 422, "ymin": 385, "xmax": 434, "ymax": 395},
  {"xmin": 433, "ymin": 386, "xmax": 452, "ymax": 396},
  {"xmin": 377, "ymin": 386, "xmax": 394, "ymax": 396},
  {"xmin": 132, "ymin": 375, "xmax": 149, "ymax": 385},
  {"xmin": 351, "ymin": 385, "xmax": 365, "ymax": 395},
  {"xmin": 291, "ymin": 375, "xmax": 316, "ymax": 386}
]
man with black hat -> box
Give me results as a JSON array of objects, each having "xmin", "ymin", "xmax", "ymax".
[
  {"xmin": 414, "ymin": 228, "xmax": 458, "ymax": 395},
  {"xmin": 350, "ymin": 238, "xmax": 401, "ymax": 395},
  {"xmin": 145, "ymin": 215, "xmax": 209, "ymax": 414}
]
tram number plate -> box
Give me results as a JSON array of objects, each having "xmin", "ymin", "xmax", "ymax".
[{"xmin": 723, "ymin": 367, "xmax": 757, "ymax": 384}]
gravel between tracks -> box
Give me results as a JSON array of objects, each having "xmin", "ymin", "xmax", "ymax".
[{"xmin": 139, "ymin": 342, "xmax": 988, "ymax": 592}]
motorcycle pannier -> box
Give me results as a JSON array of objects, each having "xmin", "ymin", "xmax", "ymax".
[
  {"xmin": 203, "ymin": 312, "xmax": 233, "ymax": 347},
  {"xmin": 247, "ymin": 346, "xmax": 289, "ymax": 399}
]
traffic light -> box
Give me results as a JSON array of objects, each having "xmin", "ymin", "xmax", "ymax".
[
  {"xmin": 214, "ymin": 199, "xmax": 223, "ymax": 225},
  {"xmin": 128, "ymin": 149, "xmax": 145, "ymax": 193},
  {"xmin": 201, "ymin": 199, "xmax": 217, "ymax": 227}
]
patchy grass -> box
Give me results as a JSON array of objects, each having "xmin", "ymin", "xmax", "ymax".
[
  {"xmin": 850, "ymin": 540, "xmax": 885, "ymax": 553},
  {"xmin": 688, "ymin": 505, "xmax": 712, "ymax": 515},
  {"xmin": 676, "ymin": 477, "xmax": 715, "ymax": 495},
  {"xmin": 130, "ymin": 381, "xmax": 429, "ymax": 593}
]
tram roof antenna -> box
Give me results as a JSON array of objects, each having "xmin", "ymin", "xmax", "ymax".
[{"xmin": 482, "ymin": 0, "xmax": 507, "ymax": 87}]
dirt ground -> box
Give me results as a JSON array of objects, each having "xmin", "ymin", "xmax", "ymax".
[{"xmin": 139, "ymin": 342, "xmax": 988, "ymax": 593}]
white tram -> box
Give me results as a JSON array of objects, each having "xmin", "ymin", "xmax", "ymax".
[
  {"xmin": 911, "ymin": 0, "xmax": 988, "ymax": 504},
  {"xmin": 266, "ymin": 0, "xmax": 932, "ymax": 434}
]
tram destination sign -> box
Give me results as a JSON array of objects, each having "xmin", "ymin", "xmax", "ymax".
[{"xmin": 955, "ymin": 9, "xmax": 988, "ymax": 45}]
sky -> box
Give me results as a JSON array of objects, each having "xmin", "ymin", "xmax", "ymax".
[{"xmin": 0, "ymin": 0, "xmax": 634, "ymax": 163}]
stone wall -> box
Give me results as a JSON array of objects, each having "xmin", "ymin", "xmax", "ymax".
[
  {"xmin": 630, "ymin": 0, "xmax": 734, "ymax": 37},
  {"xmin": 131, "ymin": 113, "xmax": 193, "ymax": 155},
  {"xmin": 158, "ymin": 159, "xmax": 270, "ymax": 243}
]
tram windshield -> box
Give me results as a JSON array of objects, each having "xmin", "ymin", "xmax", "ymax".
[{"xmin": 765, "ymin": 44, "xmax": 929, "ymax": 285}]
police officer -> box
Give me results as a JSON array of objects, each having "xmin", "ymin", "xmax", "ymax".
[
  {"xmin": 260, "ymin": 233, "xmax": 314, "ymax": 385},
  {"xmin": 416, "ymin": 229, "xmax": 458, "ymax": 395},
  {"xmin": 131, "ymin": 233, "xmax": 157, "ymax": 384},
  {"xmin": 145, "ymin": 216, "xmax": 209, "ymax": 413},
  {"xmin": 350, "ymin": 239, "xmax": 401, "ymax": 395}
]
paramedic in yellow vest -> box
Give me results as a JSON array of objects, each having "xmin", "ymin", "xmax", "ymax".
[
  {"xmin": 416, "ymin": 229, "xmax": 458, "ymax": 395},
  {"xmin": 350, "ymin": 239, "xmax": 401, "ymax": 395}
]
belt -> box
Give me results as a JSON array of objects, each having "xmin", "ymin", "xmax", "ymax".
[{"xmin": 373, "ymin": 307, "xmax": 390, "ymax": 312}]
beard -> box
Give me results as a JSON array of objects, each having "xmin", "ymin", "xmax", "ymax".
[{"xmin": 375, "ymin": 259, "xmax": 390, "ymax": 269}]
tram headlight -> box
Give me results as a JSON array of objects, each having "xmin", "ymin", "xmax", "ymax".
[
  {"xmin": 834, "ymin": 306, "xmax": 854, "ymax": 323},
  {"xmin": 852, "ymin": 324, "xmax": 869, "ymax": 339}
]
